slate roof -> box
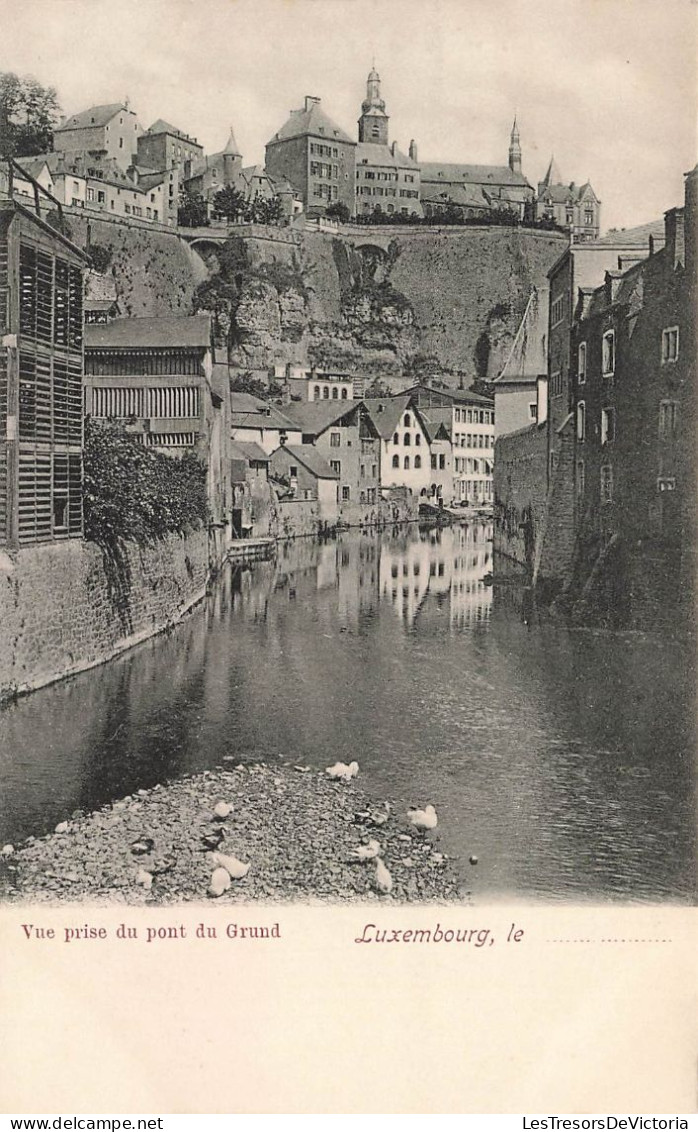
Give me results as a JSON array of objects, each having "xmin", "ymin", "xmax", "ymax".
[
  {"xmin": 145, "ymin": 120, "xmax": 200, "ymax": 145},
  {"xmin": 268, "ymin": 100, "xmax": 355, "ymax": 146},
  {"xmin": 356, "ymin": 142, "xmax": 418, "ymax": 170},
  {"xmin": 230, "ymin": 392, "xmax": 299, "ymax": 431},
  {"xmin": 57, "ymin": 104, "xmax": 126, "ymax": 131},
  {"xmin": 274, "ymin": 444, "xmax": 339, "ymax": 479},
  {"xmin": 420, "ymin": 162, "xmax": 531, "ymax": 188},
  {"xmin": 85, "ymin": 315, "xmax": 211, "ymax": 350},
  {"xmin": 595, "ymin": 219, "xmax": 665, "ymax": 247},
  {"xmin": 282, "ymin": 400, "xmax": 358, "ymax": 435},
  {"xmin": 419, "ymin": 407, "xmax": 452, "ymax": 441},
  {"xmin": 230, "ymin": 441, "xmax": 269, "ymax": 463},
  {"xmin": 362, "ymin": 396, "xmax": 423, "ymax": 439},
  {"xmin": 420, "ymin": 182, "xmax": 490, "ymax": 209},
  {"xmin": 15, "ymin": 156, "xmax": 52, "ymax": 181}
]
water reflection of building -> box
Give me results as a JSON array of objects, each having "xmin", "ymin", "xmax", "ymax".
[
  {"xmin": 377, "ymin": 522, "xmax": 493, "ymax": 628},
  {"xmin": 448, "ymin": 522, "xmax": 493, "ymax": 629}
]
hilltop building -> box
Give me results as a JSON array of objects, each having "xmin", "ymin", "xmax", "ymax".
[
  {"xmin": 420, "ymin": 119, "xmax": 534, "ymax": 220},
  {"xmin": 355, "ymin": 67, "xmax": 422, "ymax": 218},
  {"xmin": 534, "ymin": 157, "xmax": 601, "ymax": 241},
  {"xmin": 54, "ymin": 102, "xmax": 143, "ymax": 172},
  {"xmin": 265, "ymin": 96, "xmax": 357, "ymax": 217}
]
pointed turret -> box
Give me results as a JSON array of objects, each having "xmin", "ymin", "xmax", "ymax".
[
  {"xmin": 508, "ymin": 115, "xmax": 522, "ymax": 175},
  {"xmin": 223, "ymin": 126, "xmax": 241, "ymax": 158},
  {"xmin": 222, "ymin": 125, "xmax": 243, "ymax": 189},
  {"xmin": 541, "ymin": 155, "xmax": 563, "ymax": 188},
  {"xmin": 358, "ymin": 64, "xmax": 389, "ymax": 145}
]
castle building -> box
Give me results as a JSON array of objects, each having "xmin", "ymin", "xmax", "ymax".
[
  {"xmin": 534, "ymin": 157, "xmax": 601, "ymax": 241},
  {"xmin": 265, "ymin": 96, "xmax": 357, "ymax": 217},
  {"xmin": 355, "ymin": 68, "xmax": 421, "ymax": 218},
  {"xmin": 54, "ymin": 103, "xmax": 142, "ymax": 173},
  {"xmin": 420, "ymin": 119, "xmax": 534, "ymax": 220}
]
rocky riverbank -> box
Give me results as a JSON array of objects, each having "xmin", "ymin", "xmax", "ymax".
[{"xmin": 1, "ymin": 763, "xmax": 465, "ymax": 904}]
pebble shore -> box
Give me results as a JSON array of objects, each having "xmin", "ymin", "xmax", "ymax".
[{"xmin": 1, "ymin": 763, "xmax": 465, "ymax": 904}]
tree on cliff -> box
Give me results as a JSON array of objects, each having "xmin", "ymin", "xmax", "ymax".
[
  {"xmin": 212, "ymin": 185, "xmax": 247, "ymax": 223},
  {"xmin": 178, "ymin": 188, "xmax": 209, "ymax": 227},
  {"xmin": 0, "ymin": 71, "xmax": 61, "ymax": 156}
]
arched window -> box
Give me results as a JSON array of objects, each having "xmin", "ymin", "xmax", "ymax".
[
  {"xmin": 415, "ymin": 434, "xmax": 421, "ymax": 446},
  {"xmin": 393, "ymin": 432, "xmax": 399, "ymax": 444},
  {"xmin": 414, "ymin": 455, "xmax": 422, "ymax": 469},
  {"xmin": 577, "ymin": 401, "xmax": 586, "ymax": 441},
  {"xmin": 323, "ymin": 386, "xmax": 329, "ymax": 399},
  {"xmin": 313, "ymin": 386, "xmax": 320, "ymax": 400},
  {"xmin": 392, "ymin": 454, "xmax": 399, "ymax": 468},
  {"xmin": 404, "ymin": 456, "xmax": 410, "ymax": 469},
  {"xmin": 332, "ymin": 387, "xmax": 339, "ymax": 399},
  {"xmin": 404, "ymin": 433, "xmax": 411, "ymax": 446},
  {"xmin": 341, "ymin": 388, "xmax": 348, "ymax": 399},
  {"xmin": 404, "ymin": 413, "xmax": 411, "ymax": 427}
]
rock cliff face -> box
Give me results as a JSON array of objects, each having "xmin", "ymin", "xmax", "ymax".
[
  {"xmin": 72, "ymin": 217, "xmax": 567, "ymax": 387},
  {"xmin": 194, "ymin": 225, "xmax": 567, "ymax": 385}
]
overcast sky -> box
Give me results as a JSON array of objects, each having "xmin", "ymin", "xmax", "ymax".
[{"xmin": 2, "ymin": 0, "xmax": 696, "ymax": 231}]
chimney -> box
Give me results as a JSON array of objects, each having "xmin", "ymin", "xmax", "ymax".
[
  {"xmin": 304, "ymin": 96, "xmax": 321, "ymax": 112},
  {"xmin": 664, "ymin": 207, "xmax": 685, "ymax": 269},
  {"xmin": 409, "ymin": 139, "xmax": 418, "ymax": 163}
]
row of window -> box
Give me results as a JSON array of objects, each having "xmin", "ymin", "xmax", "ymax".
[
  {"xmin": 89, "ymin": 386, "xmax": 201, "ymax": 419},
  {"xmin": 454, "ymin": 408, "xmax": 493, "ymax": 424},
  {"xmin": 575, "ymin": 400, "xmax": 680, "ymax": 444},
  {"xmin": 19, "ymin": 246, "xmax": 83, "ymax": 351},
  {"xmin": 310, "ymin": 144, "xmax": 339, "ymax": 158},
  {"xmin": 454, "ymin": 433, "xmax": 494, "ymax": 449},
  {"xmin": 577, "ymin": 327, "xmax": 679, "ymax": 383},
  {"xmin": 312, "ymin": 183, "xmax": 338, "ymax": 201},
  {"xmin": 391, "ymin": 454, "xmax": 424, "ymax": 469},
  {"xmin": 313, "ymin": 385, "xmax": 349, "ymax": 401},
  {"xmin": 310, "ymin": 162, "xmax": 338, "ymax": 179},
  {"xmin": 454, "ymin": 457, "xmax": 489, "ymax": 473},
  {"xmin": 392, "ymin": 431, "xmax": 422, "ymax": 446}
]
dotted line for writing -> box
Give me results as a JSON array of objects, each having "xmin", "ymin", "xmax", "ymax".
[{"xmin": 546, "ymin": 938, "xmax": 673, "ymax": 944}]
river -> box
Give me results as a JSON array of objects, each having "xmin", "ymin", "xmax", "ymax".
[{"xmin": 0, "ymin": 521, "xmax": 695, "ymax": 903}]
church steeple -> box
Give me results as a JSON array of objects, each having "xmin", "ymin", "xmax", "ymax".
[
  {"xmin": 508, "ymin": 115, "xmax": 522, "ymax": 174},
  {"xmin": 358, "ymin": 64, "xmax": 389, "ymax": 145}
]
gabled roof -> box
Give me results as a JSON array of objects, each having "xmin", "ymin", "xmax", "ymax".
[
  {"xmin": 419, "ymin": 407, "xmax": 452, "ymax": 441},
  {"xmin": 495, "ymin": 286, "xmax": 549, "ymax": 382},
  {"xmin": 14, "ymin": 156, "xmax": 53, "ymax": 181},
  {"xmin": 595, "ymin": 218, "xmax": 665, "ymax": 247},
  {"xmin": 420, "ymin": 162, "xmax": 531, "ymax": 188},
  {"xmin": 57, "ymin": 104, "xmax": 127, "ymax": 131},
  {"xmin": 281, "ymin": 400, "xmax": 359, "ymax": 435},
  {"xmin": 273, "ymin": 444, "xmax": 339, "ymax": 479},
  {"xmin": 85, "ymin": 315, "xmax": 211, "ymax": 350},
  {"xmin": 268, "ymin": 99, "xmax": 355, "ymax": 147},
  {"xmin": 230, "ymin": 440, "xmax": 269, "ymax": 463},
  {"xmin": 362, "ymin": 395, "xmax": 428, "ymax": 439},
  {"xmin": 145, "ymin": 119, "xmax": 201, "ymax": 146},
  {"xmin": 230, "ymin": 391, "xmax": 300, "ymax": 431},
  {"xmin": 356, "ymin": 142, "xmax": 418, "ymax": 170}
]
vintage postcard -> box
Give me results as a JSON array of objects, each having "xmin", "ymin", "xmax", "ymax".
[{"xmin": 0, "ymin": 0, "xmax": 696, "ymax": 1116}]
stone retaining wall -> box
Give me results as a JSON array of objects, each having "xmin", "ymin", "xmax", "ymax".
[{"xmin": 0, "ymin": 528, "xmax": 209, "ymax": 702}]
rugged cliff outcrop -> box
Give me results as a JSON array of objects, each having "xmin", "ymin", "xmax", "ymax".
[{"xmin": 69, "ymin": 216, "xmax": 567, "ymax": 386}]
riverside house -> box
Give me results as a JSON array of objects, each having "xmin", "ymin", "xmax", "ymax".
[
  {"xmin": 84, "ymin": 314, "xmax": 230, "ymax": 529},
  {"xmin": 363, "ymin": 395, "xmax": 432, "ymax": 498},
  {"xmin": 269, "ymin": 443, "xmax": 339, "ymax": 522},
  {"xmin": 281, "ymin": 400, "xmax": 381, "ymax": 508},
  {"xmin": 0, "ymin": 161, "xmax": 89, "ymax": 548},
  {"xmin": 230, "ymin": 391, "xmax": 302, "ymax": 455}
]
